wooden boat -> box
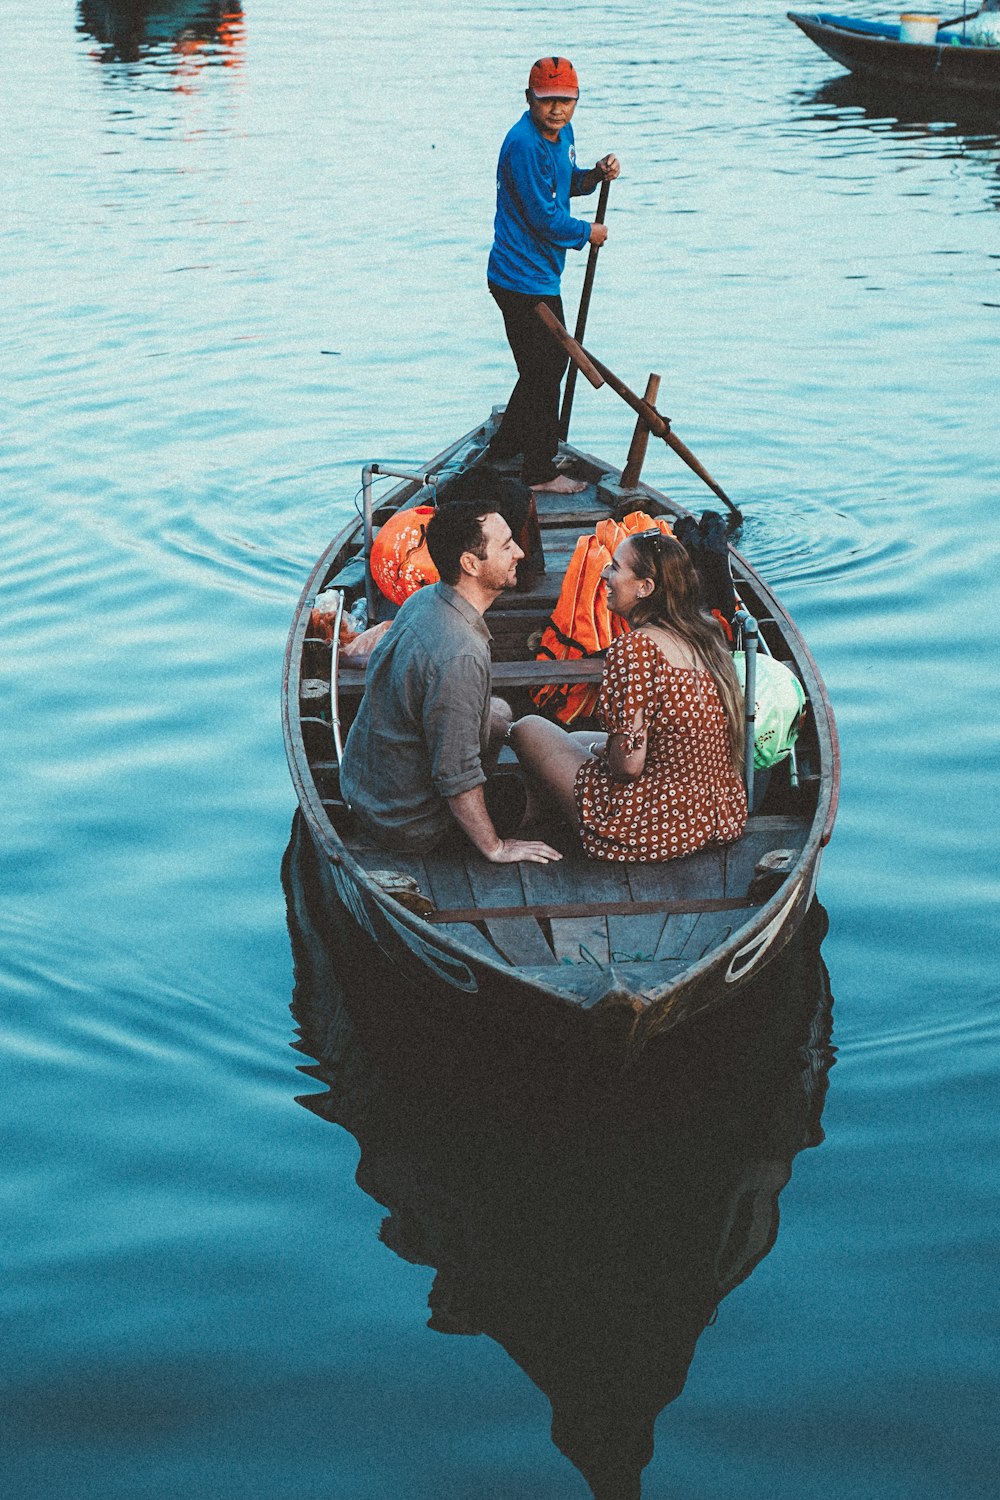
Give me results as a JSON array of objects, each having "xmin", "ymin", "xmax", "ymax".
[
  {"xmin": 788, "ymin": 11, "xmax": 1000, "ymax": 101},
  {"xmin": 281, "ymin": 411, "xmax": 839, "ymax": 1067}
]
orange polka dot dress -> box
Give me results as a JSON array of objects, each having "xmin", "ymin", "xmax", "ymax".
[{"xmin": 574, "ymin": 631, "xmax": 747, "ymax": 863}]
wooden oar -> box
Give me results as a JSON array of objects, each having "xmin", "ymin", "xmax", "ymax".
[
  {"xmin": 541, "ymin": 307, "xmax": 605, "ymax": 390},
  {"xmin": 536, "ymin": 304, "xmax": 743, "ymax": 523},
  {"xmin": 558, "ymin": 177, "xmax": 611, "ymax": 441},
  {"xmin": 939, "ymin": 6, "xmax": 981, "ymax": 24}
]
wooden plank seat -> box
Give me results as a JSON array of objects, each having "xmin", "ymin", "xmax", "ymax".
[{"xmin": 330, "ymin": 654, "xmax": 607, "ymax": 698}]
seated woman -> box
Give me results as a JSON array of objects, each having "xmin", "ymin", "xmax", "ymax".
[{"xmin": 509, "ymin": 531, "xmax": 747, "ymax": 862}]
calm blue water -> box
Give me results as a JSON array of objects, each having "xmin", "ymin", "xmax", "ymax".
[{"xmin": 3, "ymin": 3, "xmax": 998, "ymax": 1496}]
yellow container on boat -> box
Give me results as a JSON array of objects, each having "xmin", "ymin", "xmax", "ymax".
[{"xmin": 899, "ymin": 13, "xmax": 940, "ymax": 42}]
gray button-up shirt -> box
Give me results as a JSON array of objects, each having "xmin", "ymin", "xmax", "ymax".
[{"xmin": 340, "ymin": 582, "xmax": 493, "ymax": 851}]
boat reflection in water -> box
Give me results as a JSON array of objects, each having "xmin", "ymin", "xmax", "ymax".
[
  {"xmin": 283, "ymin": 813, "xmax": 836, "ymax": 1500},
  {"xmin": 77, "ymin": 1, "xmax": 244, "ymax": 68}
]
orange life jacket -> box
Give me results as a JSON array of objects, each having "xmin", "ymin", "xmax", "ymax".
[
  {"xmin": 371, "ymin": 505, "xmax": 439, "ymax": 605},
  {"xmin": 532, "ymin": 511, "xmax": 674, "ymax": 724}
]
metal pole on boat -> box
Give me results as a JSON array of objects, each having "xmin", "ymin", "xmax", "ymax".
[
  {"xmin": 328, "ymin": 588, "xmax": 346, "ymax": 767},
  {"xmin": 739, "ymin": 611, "xmax": 759, "ymax": 800},
  {"xmin": 361, "ymin": 464, "xmax": 376, "ymax": 622}
]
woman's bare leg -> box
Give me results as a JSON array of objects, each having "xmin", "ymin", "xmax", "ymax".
[{"xmin": 508, "ymin": 716, "xmax": 597, "ymax": 827}]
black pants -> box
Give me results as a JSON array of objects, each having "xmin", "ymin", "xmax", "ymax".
[{"xmin": 488, "ymin": 285, "xmax": 569, "ymax": 486}]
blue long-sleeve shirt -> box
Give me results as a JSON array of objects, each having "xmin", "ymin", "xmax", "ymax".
[{"xmin": 487, "ymin": 111, "xmax": 594, "ymax": 296}]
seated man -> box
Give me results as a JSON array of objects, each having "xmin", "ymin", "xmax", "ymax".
[{"xmin": 340, "ymin": 501, "xmax": 561, "ymax": 866}]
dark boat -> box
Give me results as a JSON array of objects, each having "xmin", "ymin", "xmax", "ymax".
[
  {"xmin": 285, "ymin": 825, "xmax": 836, "ymax": 1496},
  {"xmin": 788, "ymin": 11, "xmax": 1000, "ymax": 101},
  {"xmin": 281, "ymin": 411, "xmax": 839, "ymax": 1067}
]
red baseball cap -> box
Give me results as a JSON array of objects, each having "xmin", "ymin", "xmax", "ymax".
[{"xmin": 528, "ymin": 56, "xmax": 579, "ymax": 99}]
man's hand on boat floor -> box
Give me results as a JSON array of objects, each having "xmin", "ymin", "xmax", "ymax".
[
  {"xmin": 447, "ymin": 787, "xmax": 562, "ymax": 864},
  {"xmin": 485, "ymin": 837, "xmax": 563, "ymax": 865}
]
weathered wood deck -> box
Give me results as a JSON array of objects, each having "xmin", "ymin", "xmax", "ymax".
[{"xmin": 342, "ymin": 813, "xmax": 808, "ymax": 974}]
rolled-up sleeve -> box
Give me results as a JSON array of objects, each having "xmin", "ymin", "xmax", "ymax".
[{"xmin": 423, "ymin": 654, "xmax": 491, "ymax": 798}]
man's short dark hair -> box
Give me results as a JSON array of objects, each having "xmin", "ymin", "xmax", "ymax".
[
  {"xmin": 441, "ymin": 463, "xmax": 531, "ymax": 545},
  {"xmin": 425, "ymin": 502, "xmax": 491, "ymax": 585}
]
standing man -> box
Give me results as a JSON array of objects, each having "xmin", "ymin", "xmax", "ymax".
[
  {"xmin": 487, "ymin": 56, "xmax": 620, "ymax": 495},
  {"xmin": 340, "ymin": 502, "xmax": 562, "ymax": 865}
]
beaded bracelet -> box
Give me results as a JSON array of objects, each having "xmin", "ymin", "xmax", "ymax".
[{"xmin": 617, "ymin": 729, "xmax": 646, "ymax": 754}]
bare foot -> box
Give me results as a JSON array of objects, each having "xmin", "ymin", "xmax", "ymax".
[{"xmin": 530, "ymin": 474, "xmax": 588, "ymax": 494}]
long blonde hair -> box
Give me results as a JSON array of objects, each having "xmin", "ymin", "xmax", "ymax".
[{"xmin": 625, "ymin": 533, "xmax": 745, "ymax": 773}]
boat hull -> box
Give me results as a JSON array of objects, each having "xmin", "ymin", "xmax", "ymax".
[
  {"xmin": 788, "ymin": 12, "xmax": 1000, "ymax": 100},
  {"xmin": 282, "ymin": 417, "xmax": 839, "ymax": 1071}
]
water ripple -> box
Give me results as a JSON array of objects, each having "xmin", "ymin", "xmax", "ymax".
[{"xmin": 3, "ymin": 5, "xmax": 999, "ymax": 1497}]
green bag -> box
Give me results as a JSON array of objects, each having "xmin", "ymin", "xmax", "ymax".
[{"xmin": 733, "ymin": 651, "xmax": 806, "ymax": 770}]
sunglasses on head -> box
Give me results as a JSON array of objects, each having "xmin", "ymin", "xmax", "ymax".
[{"xmin": 633, "ymin": 528, "xmax": 671, "ymax": 549}]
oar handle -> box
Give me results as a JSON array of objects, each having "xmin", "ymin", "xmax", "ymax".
[
  {"xmin": 572, "ymin": 178, "xmax": 610, "ymax": 346},
  {"xmin": 559, "ymin": 177, "xmax": 612, "ymax": 439},
  {"xmin": 939, "ymin": 6, "xmax": 981, "ymax": 24}
]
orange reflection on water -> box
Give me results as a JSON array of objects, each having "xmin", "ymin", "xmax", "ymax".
[{"xmin": 79, "ymin": 2, "xmax": 245, "ymax": 82}]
